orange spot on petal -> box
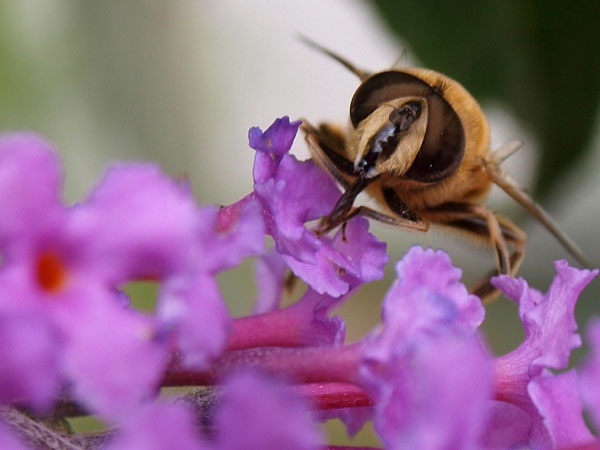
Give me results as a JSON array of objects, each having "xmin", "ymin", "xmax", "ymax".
[{"xmin": 36, "ymin": 252, "xmax": 67, "ymax": 293}]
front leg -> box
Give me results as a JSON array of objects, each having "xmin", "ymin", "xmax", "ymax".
[
  {"xmin": 301, "ymin": 119, "xmax": 356, "ymax": 189},
  {"xmin": 317, "ymin": 186, "xmax": 429, "ymax": 236}
]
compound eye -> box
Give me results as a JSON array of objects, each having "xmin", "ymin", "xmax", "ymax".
[{"xmin": 403, "ymin": 93, "xmax": 465, "ymax": 183}]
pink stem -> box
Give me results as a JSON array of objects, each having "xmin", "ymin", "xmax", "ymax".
[
  {"xmin": 297, "ymin": 382, "xmax": 373, "ymax": 410},
  {"xmin": 226, "ymin": 288, "xmax": 343, "ymax": 350},
  {"xmin": 227, "ymin": 307, "xmax": 312, "ymax": 349},
  {"xmin": 164, "ymin": 344, "xmax": 362, "ymax": 386}
]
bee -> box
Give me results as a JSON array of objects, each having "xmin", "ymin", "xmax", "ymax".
[{"xmin": 300, "ymin": 38, "xmax": 592, "ymax": 302}]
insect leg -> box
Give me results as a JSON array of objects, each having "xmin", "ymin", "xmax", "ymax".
[
  {"xmin": 484, "ymin": 156, "xmax": 594, "ymax": 268},
  {"xmin": 302, "ymin": 120, "xmax": 356, "ymax": 189},
  {"xmin": 470, "ymin": 248, "xmax": 525, "ymax": 303},
  {"xmin": 318, "ymin": 203, "xmax": 430, "ymax": 236},
  {"xmin": 348, "ymin": 205, "xmax": 430, "ymax": 231},
  {"xmin": 422, "ymin": 202, "xmax": 526, "ymax": 303}
]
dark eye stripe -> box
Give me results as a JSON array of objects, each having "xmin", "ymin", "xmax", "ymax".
[{"xmin": 358, "ymin": 101, "xmax": 422, "ymax": 176}]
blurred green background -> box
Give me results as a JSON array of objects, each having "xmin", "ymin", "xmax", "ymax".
[{"xmin": 1, "ymin": 1, "xmax": 599, "ymax": 446}]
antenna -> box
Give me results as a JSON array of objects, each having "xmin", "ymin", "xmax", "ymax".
[{"xmin": 297, "ymin": 34, "xmax": 370, "ymax": 81}]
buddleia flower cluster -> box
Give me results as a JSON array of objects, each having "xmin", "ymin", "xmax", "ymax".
[{"xmin": 0, "ymin": 118, "xmax": 598, "ymax": 450}]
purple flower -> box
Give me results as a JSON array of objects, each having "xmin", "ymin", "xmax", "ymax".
[
  {"xmin": 249, "ymin": 116, "xmax": 301, "ymax": 183},
  {"xmin": 60, "ymin": 293, "xmax": 168, "ymax": 417},
  {"xmin": 0, "ymin": 311, "xmax": 60, "ymax": 411},
  {"xmin": 579, "ymin": 319, "xmax": 600, "ymax": 431},
  {"xmin": 159, "ymin": 199, "xmax": 264, "ymax": 368},
  {"xmin": 221, "ymin": 117, "xmax": 389, "ymax": 350},
  {"xmin": 104, "ymin": 402, "xmax": 207, "ymax": 450},
  {"xmin": 359, "ymin": 246, "xmax": 493, "ymax": 449},
  {"xmin": 481, "ymin": 401, "xmax": 532, "ymax": 448},
  {"xmin": 247, "ymin": 117, "xmax": 388, "ymax": 297},
  {"xmin": 492, "ymin": 261, "xmax": 598, "ymax": 449},
  {"xmin": 0, "ymin": 420, "xmax": 28, "ymax": 450},
  {"xmin": 0, "ymin": 132, "xmax": 220, "ymax": 418},
  {"xmin": 280, "ymin": 215, "xmax": 388, "ymax": 297},
  {"xmin": 203, "ymin": 198, "xmax": 265, "ymax": 274},
  {"xmin": 527, "ymin": 370, "xmax": 593, "ymax": 448},
  {"xmin": 213, "ymin": 371, "xmax": 322, "ymax": 450},
  {"xmin": 377, "ymin": 246, "xmax": 485, "ymax": 336},
  {"xmin": 69, "ymin": 163, "xmax": 203, "ymax": 283},
  {"xmin": 4, "ymin": 117, "xmax": 598, "ymax": 449},
  {"xmin": 159, "ymin": 273, "xmax": 230, "ymax": 368},
  {"xmin": 108, "ymin": 371, "xmax": 322, "ymax": 450},
  {"xmin": 249, "ymin": 117, "xmax": 300, "ymax": 159},
  {"xmin": 252, "ymin": 249, "xmax": 287, "ymax": 314}
]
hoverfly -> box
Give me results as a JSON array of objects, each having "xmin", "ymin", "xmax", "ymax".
[{"xmin": 300, "ymin": 38, "xmax": 592, "ymax": 302}]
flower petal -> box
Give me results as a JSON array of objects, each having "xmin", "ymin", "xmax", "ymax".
[
  {"xmin": 255, "ymin": 155, "xmax": 340, "ymax": 253},
  {"xmin": 158, "ymin": 274, "xmax": 230, "ymax": 368},
  {"xmin": 61, "ymin": 287, "xmax": 168, "ymax": 420},
  {"xmin": 248, "ymin": 116, "xmax": 301, "ymax": 183},
  {"xmin": 215, "ymin": 370, "xmax": 322, "ymax": 450},
  {"xmin": 578, "ymin": 318, "xmax": 600, "ymax": 430},
  {"xmin": 363, "ymin": 335, "xmax": 493, "ymax": 450},
  {"xmin": 258, "ymin": 159, "xmax": 387, "ymax": 296},
  {"xmin": 359, "ymin": 248, "xmax": 492, "ymax": 449},
  {"xmin": 249, "ymin": 116, "xmax": 301, "ymax": 157},
  {"xmin": 202, "ymin": 197, "xmax": 265, "ymax": 274},
  {"xmin": 493, "ymin": 261, "xmax": 598, "ymax": 377},
  {"xmin": 0, "ymin": 312, "xmax": 61, "ymax": 412},
  {"xmin": 105, "ymin": 402, "xmax": 207, "ymax": 450},
  {"xmin": 0, "ymin": 265, "xmax": 63, "ymax": 411},
  {"xmin": 389, "ymin": 246, "xmax": 484, "ymax": 333},
  {"xmin": 253, "ymin": 249, "xmax": 287, "ymax": 314},
  {"xmin": 371, "ymin": 247, "xmax": 484, "ymax": 357},
  {"xmin": 527, "ymin": 370, "xmax": 594, "ymax": 449},
  {"xmin": 70, "ymin": 164, "xmax": 200, "ymax": 284},
  {"xmin": 0, "ymin": 133, "xmax": 64, "ymax": 256},
  {"xmin": 249, "ymin": 118, "xmax": 388, "ymax": 297},
  {"xmin": 481, "ymin": 401, "xmax": 532, "ymax": 449},
  {"xmin": 283, "ymin": 217, "xmax": 388, "ymax": 297},
  {"xmin": 0, "ymin": 420, "xmax": 29, "ymax": 450},
  {"xmin": 492, "ymin": 261, "xmax": 598, "ymax": 449},
  {"xmin": 249, "ymin": 116, "xmax": 301, "ymax": 183}
]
